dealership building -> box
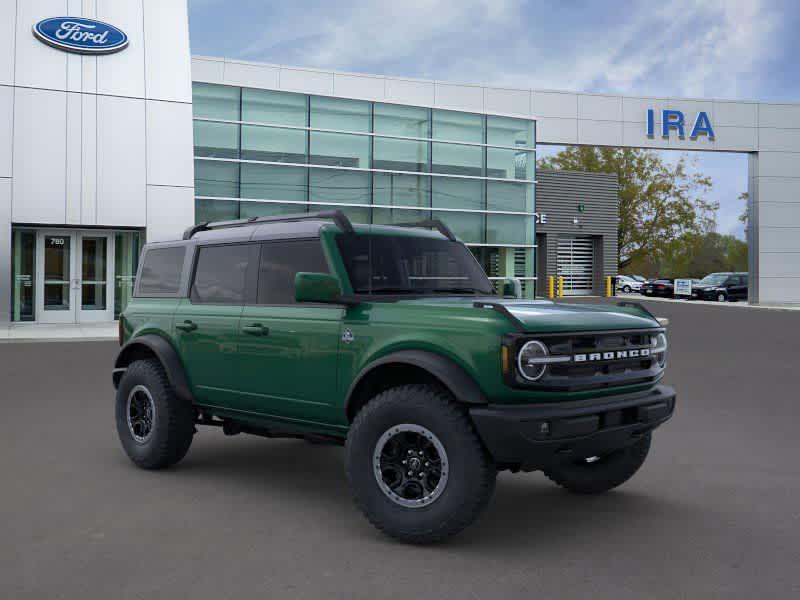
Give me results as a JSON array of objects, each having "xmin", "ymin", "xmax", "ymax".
[{"xmin": 2, "ymin": 1, "xmax": 800, "ymax": 325}]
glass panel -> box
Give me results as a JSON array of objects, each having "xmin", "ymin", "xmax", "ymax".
[
  {"xmin": 486, "ymin": 214, "xmax": 533, "ymax": 245},
  {"xmin": 193, "ymin": 121, "xmax": 239, "ymax": 159},
  {"xmin": 487, "ymin": 181, "xmax": 534, "ymax": 212},
  {"xmin": 196, "ymin": 198, "xmax": 239, "ymax": 222},
  {"xmin": 44, "ymin": 235, "xmax": 71, "ymax": 311},
  {"xmin": 114, "ymin": 232, "xmax": 141, "ymax": 318},
  {"xmin": 310, "ymin": 96, "xmax": 370, "ymax": 131},
  {"xmin": 309, "ymin": 168, "xmax": 370, "ymax": 205},
  {"xmin": 486, "ymin": 148, "xmax": 533, "ymax": 180},
  {"xmin": 192, "ymin": 83, "xmax": 240, "ymax": 120},
  {"xmin": 373, "ymin": 173, "xmax": 430, "ymax": 207},
  {"xmin": 242, "ymin": 88, "xmax": 307, "ymax": 126},
  {"xmin": 372, "ymin": 206, "xmax": 431, "ymax": 225},
  {"xmin": 432, "ymin": 110, "xmax": 484, "ymax": 143},
  {"xmin": 257, "ymin": 240, "xmax": 330, "ymax": 305},
  {"xmin": 432, "ymin": 211, "xmax": 484, "ymax": 243},
  {"xmin": 432, "ymin": 177, "xmax": 483, "ymax": 210},
  {"xmin": 190, "ymin": 244, "xmax": 251, "ymax": 305},
  {"xmin": 81, "ymin": 237, "xmax": 107, "ymax": 310},
  {"xmin": 373, "ymin": 137, "xmax": 428, "ymax": 172},
  {"xmin": 240, "ymin": 202, "xmax": 304, "ymax": 218},
  {"xmin": 137, "ymin": 247, "xmax": 185, "ymax": 295},
  {"xmin": 374, "ymin": 103, "xmax": 429, "ymax": 137},
  {"xmin": 309, "ymin": 204, "xmax": 371, "ymax": 225},
  {"xmin": 309, "ymin": 131, "xmax": 369, "ymax": 168},
  {"xmin": 240, "ymin": 163, "xmax": 307, "ymax": 201},
  {"xmin": 241, "ymin": 125, "xmax": 306, "ymax": 163},
  {"xmin": 486, "ymin": 116, "xmax": 534, "ymax": 148},
  {"xmin": 194, "ymin": 160, "xmax": 239, "ymax": 198},
  {"xmin": 431, "ymin": 142, "xmax": 483, "ymax": 176},
  {"xmin": 11, "ymin": 230, "xmax": 35, "ymax": 321}
]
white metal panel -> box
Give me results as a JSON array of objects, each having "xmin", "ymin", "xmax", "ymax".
[
  {"xmin": 146, "ymin": 184, "xmax": 193, "ymax": 242},
  {"xmin": 758, "ymin": 127, "xmax": 800, "ymax": 153},
  {"xmin": 577, "ymin": 119, "xmax": 623, "ymax": 146},
  {"xmin": 11, "ymin": 87, "xmax": 66, "ymax": 224},
  {"xmin": 66, "ymin": 0, "xmax": 81, "ymax": 91},
  {"xmin": 96, "ymin": 95, "xmax": 146, "ymax": 225},
  {"xmin": 81, "ymin": 92, "xmax": 97, "ymax": 224},
  {"xmin": 757, "ymin": 152, "xmax": 800, "ymax": 178},
  {"xmin": 758, "ymin": 103, "xmax": 800, "ymax": 129},
  {"xmin": 435, "ymin": 82, "xmax": 484, "ymax": 112},
  {"xmin": 191, "ymin": 56, "xmax": 225, "ymax": 83},
  {"xmin": 333, "ymin": 72, "xmax": 384, "ymax": 101},
  {"xmin": 758, "ymin": 252, "xmax": 800, "ymax": 277},
  {"xmin": 14, "ymin": 0, "xmax": 69, "ymax": 90},
  {"xmin": 223, "ymin": 60, "xmax": 279, "ymax": 89},
  {"xmin": 713, "ymin": 101, "xmax": 757, "ymax": 128},
  {"xmin": 143, "ymin": 0, "xmax": 191, "ymax": 102},
  {"xmin": 758, "ymin": 226, "xmax": 800, "ymax": 251},
  {"xmin": 279, "ymin": 67, "xmax": 334, "ymax": 95},
  {"xmin": 713, "ymin": 126, "xmax": 757, "ymax": 152},
  {"xmin": 532, "ymin": 91, "xmax": 577, "ymax": 119},
  {"xmin": 621, "ymin": 121, "xmax": 666, "ymax": 148},
  {"xmin": 96, "ymin": 0, "xmax": 145, "ymax": 98},
  {"xmin": 65, "ymin": 91, "xmax": 82, "ymax": 223},
  {"xmin": 385, "ymin": 77, "xmax": 435, "ymax": 107},
  {"xmin": 536, "ymin": 117, "xmax": 577, "ymax": 144},
  {"xmin": 146, "ymin": 100, "xmax": 194, "ymax": 187},
  {"xmin": 757, "ymin": 177, "xmax": 800, "ymax": 204},
  {"xmin": 0, "ymin": 85, "xmax": 12, "ymax": 178},
  {"xmin": 757, "ymin": 201, "xmax": 800, "ymax": 228},
  {"xmin": 578, "ymin": 94, "xmax": 622, "ymax": 121},
  {"xmin": 0, "ymin": 0, "xmax": 15, "ymax": 85},
  {"xmin": 758, "ymin": 277, "xmax": 800, "ymax": 304},
  {"xmin": 484, "ymin": 87, "xmax": 531, "ymax": 118},
  {"xmin": 621, "ymin": 96, "xmax": 655, "ymax": 123}
]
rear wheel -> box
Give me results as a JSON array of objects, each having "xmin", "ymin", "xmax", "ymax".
[{"xmin": 345, "ymin": 384, "xmax": 496, "ymax": 544}]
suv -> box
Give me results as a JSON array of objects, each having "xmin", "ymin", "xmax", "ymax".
[
  {"xmin": 113, "ymin": 211, "xmax": 676, "ymax": 544},
  {"xmin": 617, "ymin": 275, "xmax": 643, "ymax": 293},
  {"xmin": 691, "ymin": 272, "xmax": 748, "ymax": 302}
]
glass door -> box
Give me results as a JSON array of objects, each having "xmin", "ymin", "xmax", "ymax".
[
  {"xmin": 37, "ymin": 231, "xmax": 76, "ymax": 323},
  {"xmin": 78, "ymin": 232, "xmax": 114, "ymax": 322}
]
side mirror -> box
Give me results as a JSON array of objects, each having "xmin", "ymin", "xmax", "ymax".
[
  {"xmin": 502, "ymin": 277, "xmax": 522, "ymax": 299},
  {"xmin": 295, "ymin": 272, "xmax": 343, "ymax": 303}
]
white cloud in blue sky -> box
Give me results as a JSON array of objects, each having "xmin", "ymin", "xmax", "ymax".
[{"xmin": 189, "ymin": 0, "xmax": 800, "ymax": 239}]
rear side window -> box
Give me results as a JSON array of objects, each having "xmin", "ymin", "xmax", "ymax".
[
  {"xmin": 257, "ymin": 240, "xmax": 329, "ymax": 304},
  {"xmin": 137, "ymin": 246, "xmax": 186, "ymax": 295},
  {"xmin": 191, "ymin": 244, "xmax": 252, "ymax": 304}
]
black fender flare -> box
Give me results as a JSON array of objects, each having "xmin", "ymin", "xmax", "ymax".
[
  {"xmin": 344, "ymin": 350, "xmax": 486, "ymax": 418},
  {"xmin": 113, "ymin": 334, "xmax": 193, "ymax": 404}
]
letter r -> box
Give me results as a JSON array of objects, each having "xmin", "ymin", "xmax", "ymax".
[{"xmin": 662, "ymin": 110, "xmax": 685, "ymax": 138}]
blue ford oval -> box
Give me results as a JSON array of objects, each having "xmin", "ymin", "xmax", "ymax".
[{"xmin": 33, "ymin": 17, "xmax": 128, "ymax": 54}]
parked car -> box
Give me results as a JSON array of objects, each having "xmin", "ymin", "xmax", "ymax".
[
  {"xmin": 691, "ymin": 272, "xmax": 749, "ymax": 302},
  {"xmin": 630, "ymin": 275, "xmax": 648, "ymax": 283},
  {"xmin": 640, "ymin": 279, "xmax": 675, "ymax": 298},
  {"xmin": 617, "ymin": 274, "xmax": 643, "ymax": 293},
  {"xmin": 112, "ymin": 210, "xmax": 676, "ymax": 544}
]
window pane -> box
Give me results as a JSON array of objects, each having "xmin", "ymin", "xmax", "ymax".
[
  {"xmin": 309, "ymin": 168, "xmax": 370, "ymax": 205},
  {"xmin": 372, "ymin": 206, "xmax": 431, "ymax": 225},
  {"xmin": 191, "ymin": 244, "xmax": 251, "ymax": 304},
  {"xmin": 195, "ymin": 198, "xmax": 239, "ymax": 222},
  {"xmin": 373, "ymin": 173, "xmax": 430, "ymax": 207},
  {"xmin": 431, "ymin": 142, "xmax": 483, "ymax": 176},
  {"xmin": 114, "ymin": 231, "xmax": 141, "ymax": 318},
  {"xmin": 373, "ymin": 137, "xmax": 428, "ymax": 172},
  {"xmin": 137, "ymin": 247, "xmax": 185, "ymax": 295},
  {"xmin": 432, "ymin": 177, "xmax": 483, "ymax": 210},
  {"xmin": 486, "ymin": 148, "xmax": 533, "ymax": 179},
  {"xmin": 240, "ymin": 202, "xmax": 304, "ymax": 218},
  {"xmin": 374, "ymin": 103, "xmax": 429, "ymax": 137},
  {"xmin": 11, "ymin": 230, "xmax": 36, "ymax": 321},
  {"xmin": 310, "ymin": 96, "xmax": 370, "ymax": 131},
  {"xmin": 194, "ymin": 121, "xmax": 239, "ymax": 158},
  {"xmin": 240, "ymin": 163, "xmax": 307, "ymax": 201},
  {"xmin": 487, "ymin": 181, "xmax": 533, "ymax": 212},
  {"xmin": 310, "ymin": 131, "xmax": 369, "ymax": 168},
  {"xmin": 309, "ymin": 204, "xmax": 371, "ymax": 224},
  {"xmin": 192, "ymin": 83, "xmax": 240, "ymax": 120},
  {"xmin": 432, "ymin": 211, "xmax": 484, "ymax": 243},
  {"xmin": 432, "ymin": 110, "xmax": 483, "ymax": 143},
  {"xmin": 486, "ymin": 215, "xmax": 533, "ymax": 245},
  {"xmin": 241, "ymin": 125, "xmax": 306, "ymax": 163},
  {"xmin": 257, "ymin": 240, "xmax": 330, "ymax": 305},
  {"xmin": 242, "ymin": 88, "xmax": 306, "ymax": 126},
  {"xmin": 486, "ymin": 116, "xmax": 534, "ymax": 147},
  {"xmin": 194, "ymin": 160, "xmax": 239, "ymax": 198}
]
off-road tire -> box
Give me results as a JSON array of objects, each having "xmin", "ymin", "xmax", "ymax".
[
  {"xmin": 346, "ymin": 384, "xmax": 496, "ymax": 544},
  {"xmin": 115, "ymin": 359, "xmax": 195, "ymax": 470},
  {"xmin": 544, "ymin": 434, "xmax": 651, "ymax": 494}
]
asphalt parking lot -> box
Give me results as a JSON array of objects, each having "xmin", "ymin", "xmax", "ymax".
[{"xmin": 2, "ymin": 300, "xmax": 799, "ymax": 599}]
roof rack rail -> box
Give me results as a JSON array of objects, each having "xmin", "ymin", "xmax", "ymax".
[
  {"xmin": 391, "ymin": 219, "xmax": 456, "ymax": 241},
  {"xmin": 182, "ymin": 209, "xmax": 354, "ymax": 240}
]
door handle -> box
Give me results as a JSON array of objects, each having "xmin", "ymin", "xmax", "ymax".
[
  {"xmin": 242, "ymin": 323, "xmax": 269, "ymax": 336},
  {"xmin": 176, "ymin": 320, "xmax": 197, "ymax": 332}
]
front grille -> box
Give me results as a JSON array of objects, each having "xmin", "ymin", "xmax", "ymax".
[{"xmin": 549, "ymin": 332, "xmax": 655, "ymax": 378}]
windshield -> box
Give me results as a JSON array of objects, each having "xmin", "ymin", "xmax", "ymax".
[
  {"xmin": 700, "ymin": 273, "xmax": 728, "ymax": 285},
  {"xmin": 336, "ymin": 233, "xmax": 494, "ymax": 295}
]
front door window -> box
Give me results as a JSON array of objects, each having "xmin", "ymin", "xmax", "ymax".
[
  {"xmin": 43, "ymin": 235, "xmax": 72, "ymax": 313},
  {"xmin": 81, "ymin": 236, "xmax": 108, "ymax": 311}
]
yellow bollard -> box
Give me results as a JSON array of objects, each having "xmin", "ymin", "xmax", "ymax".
[
  {"xmin": 548, "ymin": 275, "xmax": 555, "ymax": 299},
  {"xmin": 606, "ymin": 275, "xmax": 612, "ymax": 297},
  {"xmin": 558, "ymin": 276, "xmax": 564, "ymax": 298}
]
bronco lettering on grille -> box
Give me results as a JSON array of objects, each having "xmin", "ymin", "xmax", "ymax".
[{"xmin": 573, "ymin": 348, "xmax": 650, "ymax": 362}]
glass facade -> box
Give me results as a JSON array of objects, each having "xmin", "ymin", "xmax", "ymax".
[{"xmin": 192, "ymin": 82, "xmax": 537, "ymax": 295}]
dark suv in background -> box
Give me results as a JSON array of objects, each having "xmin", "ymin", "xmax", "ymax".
[{"xmin": 691, "ymin": 273, "xmax": 749, "ymax": 302}]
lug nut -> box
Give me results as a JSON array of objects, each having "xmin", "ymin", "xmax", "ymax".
[{"xmin": 407, "ymin": 471, "xmax": 412, "ymax": 476}]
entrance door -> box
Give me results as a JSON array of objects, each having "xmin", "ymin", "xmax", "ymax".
[
  {"xmin": 557, "ymin": 236, "xmax": 595, "ymax": 296},
  {"xmin": 36, "ymin": 231, "xmax": 114, "ymax": 323}
]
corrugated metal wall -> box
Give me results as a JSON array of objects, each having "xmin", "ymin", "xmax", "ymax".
[{"xmin": 536, "ymin": 170, "xmax": 619, "ymax": 295}]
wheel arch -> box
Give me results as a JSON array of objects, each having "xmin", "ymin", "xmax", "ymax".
[
  {"xmin": 113, "ymin": 334, "xmax": 193, "ymax": 404},
  {"xmin": 344, "ymin": 350, "xmax": 486, "ymax": 422}
]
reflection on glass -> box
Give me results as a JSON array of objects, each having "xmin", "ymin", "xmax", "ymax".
[
  {"xmin": 82, "ymin": 237, "xmax": 107, "ymax": 310},
  {"xmin": 240, "ymin": 202, "xmax": 304, "ymax": 218},
  {"xmin": 310, "ymin": 132, "xmax": 369, "ymax": 168},
  {"xmin": 487, "ymin": 181, "xmax": 533, "ymax": 212},
  {"xmin": 432, "ymin": 211, "xmax": 484, "ymax": 243},
  {"xmin": 373, "ymin": 137, "xmax": 428, "ymax": 172},
  {"xmin": 432, "ymin": 110, "xmax": 484, "ymax": 143},
  {"xmin": 241, "ymin": 125, "xmax": 306, "ymax": 163},
  {"xmin": 311, "ymin": 96, "xmax": 370, "ymax": 131},
  {"xmin": 432, "ymin": 178, "xmax": 483, "ymax": 210},
  {"xmin": 431, "ymin": 143, "xmax": 483, "ymax": 176},
  {"xmin": 373, "ymin": 173, "xmax": 430, "ymax": 207},
  {"xmin": 240, "ymin": 163, "xmax": 307, "ymax": 201},
  {"xmin": 374, "ymin": 104, "xmax": 429, "ymax": 137},
  {"xmin": 486, "ymin": 214, "xmax": 533, "ymax": 245},
  {"xmin": 192, "ymin": 83, "xmax": 240, "ymax": 120},
  {"xmin": 44, "ymin": 235, "xmax": 71, "ymax": 311},
  {"xmin": 373, "ymin": 206, "xmax": 431, "ymax": 225},
  {"xmin": 194, "ymin": 159, "xmax": 239, "ymax": 198},
  {"xmin": 11, "ymin": 230, "xmax": 36, "ymax": 321},
  {"xmin": 309, "ymin": 169, "xmax": 370, "ymax": 205},
  {"xmin": 309, "ymin": 203, "xmax": 371, "ymax": 224},
  {"xmin": 242, "ymin": 88, "xmax": 307, "ymax": 126},
  {"xmin": 486, "ymin": 148, "xmax": 532, "ymax": 180},
  {"xmin": 114, "ymin": 232, "xmax": 141, "ymax": 318},
  {"xmin": 196, "ymin": 198, "xmax": 239, "ymax": 223},
  {"xmin": 486, "ymin": 116, "xmax": 534, "ymax": 148},
  {"xmin": 193, "ymin": 121, "xmax": 239, "ymax": 159}
]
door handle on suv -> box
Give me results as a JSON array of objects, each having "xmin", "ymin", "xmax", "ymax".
[
  {"xmin": 175, "ymin": 320, "xmax": 198, "ymax": 332},
  {"xmin": 242, "ymin": 323, "xmax": 269, "ymax": 336}
]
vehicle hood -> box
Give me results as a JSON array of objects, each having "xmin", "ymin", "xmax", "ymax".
[{"xmin": 392, "ymin": 297, "xmax": 661, "ymax": 333}]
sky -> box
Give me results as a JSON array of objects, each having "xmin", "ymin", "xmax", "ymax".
[{"xmin": 188, "ymin": 0, "xmax": 800, "ymax": 240}]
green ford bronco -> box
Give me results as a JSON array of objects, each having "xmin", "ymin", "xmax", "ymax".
[{"xmin": 113, "ymin": 210, "xmax": 675, "ymax": 544}]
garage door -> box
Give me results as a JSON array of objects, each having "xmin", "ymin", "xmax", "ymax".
[{"xmin": 557, "ymin": 236, "xmax": 594, "ymax": 296}]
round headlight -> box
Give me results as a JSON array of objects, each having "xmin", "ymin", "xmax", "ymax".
[
  {"xmin": 651, "ymin": 332, "xmax": 668, "ymax": 367},
  {"xmin": 517, "ymin": 340, "xmax": 549, "ymax": 381}
]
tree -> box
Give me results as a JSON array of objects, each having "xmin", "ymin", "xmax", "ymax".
[{"xmin": 538, "ymin": 147, "xmax": 718, "ymax": 270}]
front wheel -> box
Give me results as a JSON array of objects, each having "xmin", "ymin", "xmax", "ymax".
[
  {"xmin": 717, "ymin": 292, "xmax": 727, "ymax": 302},
  {"xmin": 544, "ymin": 434, "xmax": 651, "ymax": 494},
  {"xmin": 622, "ymin": 285, "xmax": 632, "ymax": 293},
  {"xmin": 345, "ymin": 385, "xmax": 496, "ymax": 544}
]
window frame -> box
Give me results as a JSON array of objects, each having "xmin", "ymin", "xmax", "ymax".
[{"xmin": 188, "ymin": 242, "xmax": 259, "ymax": 306}]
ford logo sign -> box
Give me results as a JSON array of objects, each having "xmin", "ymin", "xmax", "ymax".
[{"xmin": 33, "ymin": 17, "xmax": 128, "ymax": 55}]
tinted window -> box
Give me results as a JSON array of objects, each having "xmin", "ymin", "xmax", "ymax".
[
  {"xmin": 257, "ymin": 240, "xmax": 329, "ymax": 304},
  {"xmin": 191, "ymin": 244, "xmax": 251, "ymax": 304},
  {"xmin": 137, "ymin": 246, "xmax": 186, "ymax": 295}
]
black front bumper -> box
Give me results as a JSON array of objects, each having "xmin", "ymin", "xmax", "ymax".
[{"xmin": 469, "ymin": 384, "xmax": 676, "ymax": 471}]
